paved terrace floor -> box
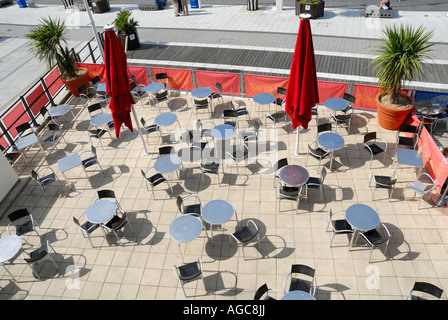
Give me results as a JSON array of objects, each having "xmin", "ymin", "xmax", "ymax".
[{"xmin": 0, "ymin": 89, "xmax": 448, "ymax": 300}]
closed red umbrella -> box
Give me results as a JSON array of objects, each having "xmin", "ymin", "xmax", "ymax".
[
  {"xmin": 104, "ymin": 27, "xmax": 135, "ymax": 139},
  {"xmin": 285, "ymin": 14, "xmax": 319, "ymax": 132}
]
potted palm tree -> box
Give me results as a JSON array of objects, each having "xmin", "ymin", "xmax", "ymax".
[
  {"xmin": 371, "ymin": 24, "xmax": 435, "ymax": 130},
  {"xmin": 115, "ymin": 9, "xmax": 140, "ymax": 50},
  {"xmin": 26, "ymin": 17, "xmax": 90, "ymax": 97}
]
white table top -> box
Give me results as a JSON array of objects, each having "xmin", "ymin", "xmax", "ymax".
[
  {"xmin": 91, "ymin": 113, "xmax": 113, "ymax": 127},
  {"xmin": 169, "ymin": 215, "xmax": 203, "ymax": 243},
  {"xmin": 0, "ymin": 235, "xmax": 23, "ymax": 263},
  {"xmin": 49, "ymin": 104, "xmax": 71, "ymax": 117},
  {"xmin": 253, "ymin": 93, "xmax": 275, "ymax": 105},
  {"xmin": 346, "ymin": 204, "xmax": 380, "ymax": 232},
  {"xmin": 16, "ymin": 132, "xmax": 39, "ymax": 150},
  {"xmin": 86, "ymin": 199, "xmax": 117, "ymax": 224},
  {"xmin": 210, "ymin": 124, "xmax": 236, "ymax": 140},
  {"xmin": 145, "ymin": 82, "xmax": 165, "ymax": 93},
  {"xmin": 202, "ymin": 200, "xmax": 234, "ymax": 225},
  {"xmin": 278, "ymin": 165, "xmax": 309, "ymax": 186},
  {"xmin": 318, "ymin": 132, "xmax": 345, "ymax": 151},
  {"xmin": 281, "ymin": 290, "xmax": 316, "ymax": 300},
  {"xmin": 57, "ymin": 153, "xmax": 82, "ymax": 173},
  {"xmin": 396, "ymin": 148, "xmax": 423, "ymax": 167},
  {"xmin": 155, "ymin": 113, "xmax": 177, "ymax": 127},
  {"xmin": 192, "ymin": 87, "xmax": 212, "ymax": 99},
  {"xmin": 154, "ymin": 154, "xmax": 182, "ymax": 174},
  {"xmin": 324, "ymin": 97, "xmax": 348, "ymax": 111}
]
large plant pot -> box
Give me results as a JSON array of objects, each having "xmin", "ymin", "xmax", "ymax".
[
  {"xmin": 296, "ymin": 1, "xmax": 325, "ymax": 18},
  {"xmin": 376, "ymin": 92, "xmax": 414, "ymax": 130},
  {"xmin": 62, "ymin": 68, "xmax": 90, "ymax": 97},
  {"xmin": 118, "ymin": 30, "xmax": 140, "ymax": 50}
]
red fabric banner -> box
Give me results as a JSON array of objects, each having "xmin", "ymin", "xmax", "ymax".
[
  {"xmin": 26, "ymin": 84, "xmax": 49, "ymax": 116},
  {"xmin": 317, "ymin": 81, "xmax": 348, "ymax": 104},
  {"xmin": 2, "ymin": 102, "xmax": 31, "ymax": 138},
  {"xmin": 78, "ymin": 63, "xmax": 105, "ymax": 82},
  {"xmin": 195, "ymin": 70, "xmax": 240, "ymax": 96},
  {"xmin": 244, "ymin": 74, "xmax": 288, "ymax": 97},
  {"xmin": 352, "ymin": 84, "xmax": 381, "ymax": 110},
  {"xmin": 44, "ymin": 68, "xmax": 65, "ymax": 96},
  {"xmin": 151, "ymin": 67, "xmax": 194, "ymax": 91},
  {"xmin": 78, "ymin": 63, "xmax": 149, "ymax": 87}
]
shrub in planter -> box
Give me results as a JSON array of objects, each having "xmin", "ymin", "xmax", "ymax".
[
  {"xmin": 370, "ymin": 24, "xmax": 435, "ymax": 130},
  {"xmin": 115, "ymin": 9, "xmax": 140, "ymax": 50}
]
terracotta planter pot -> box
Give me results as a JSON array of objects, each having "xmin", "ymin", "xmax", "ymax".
[
  {"xmin": 62, "ymin": 68, "xmax": 90, "ymax": 97},
  {"xmin": 375, "ymin": 92, "xmax": 414, "ymax": 130}
]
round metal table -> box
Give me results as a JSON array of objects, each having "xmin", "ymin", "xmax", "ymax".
[
  {"xmin": 202, "ymin": 200, "xmax": 235, "ymax": 244},
  {"xmin": 253, "ymin": 93, "xmax": 275, "ymax": 105},
  {"xmin": 324, "ymin": 98, "xmax": 348, "ymax": 111},
  {"xmin": 145, "ymin": 82, "xmax": 165, "ymax": 93},
  {"xmin": 345, "ymin": 204, "xmax": 380, "ymax": 248},
  {"xmin": 210, "ymin": 124, "xmax": 236, "ymax": 140},
  {"xmin": 86, "ymin": 199, "xmax": 117, "ymax": 224},
  {"xmin": 155, "ymin": 112, "xmax": 178, "ymax": 127},
  {"xmin": 91, "ymin": 112, "xmax": 113, "ymax": 127},
  {"xmin": 317, "ymin": 132, "xmax": 345, "ymax": 170},
  {"xmin": 278, "ymin": 164, "xmax": 309, "ymax": 186},
  {"xmin": 169, "ymin": 215, "xmax": 203, "ymax": 262},
  {"xmin": 49, "ymin": 104, "xmax": 73, "ymax": 121},
  {"xmin": 281, "ymin": 290, "xmax": 316, "ymax": 300},
  {"xmin": 0, "ymin": 235, "xmax": 23, "ymax": 281},
  {"xmin": 192, "ymin": 87, "xmax": 212, "ymax": 99},
  {"xmin": 154, "ymin": 154, "xmax": 182, "ymax": 175}
]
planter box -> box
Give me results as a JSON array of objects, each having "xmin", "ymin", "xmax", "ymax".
[
  {"xmin": 119, "ymin": 30, "xmax": 140, "ymax": 51},
  {"xmin": 296, "ymin": 1, "xmax": 325, "ymax": 19}
]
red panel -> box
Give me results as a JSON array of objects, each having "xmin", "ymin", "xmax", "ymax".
[{"xmin": 195, "ymin": 70, "xmax": 240, "ymax": 96}]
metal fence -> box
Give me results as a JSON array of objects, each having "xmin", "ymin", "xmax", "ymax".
[{"xmin": 0, "ymin": 34, "xmax": 103, "ymax": 154}]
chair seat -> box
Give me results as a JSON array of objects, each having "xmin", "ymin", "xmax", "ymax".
[
  {"xmin": 364, "ymin": 143, "xmax": 384, "ymax": 155},
  {"xmin": 105, "ymin": 215, "xmax": 127, "ymax": 230},
  {"xmin": 178, "ymin": 262, "xmax": 201, "ymax": 280},
  {"xmin": 15, "ymin": 219, "xmax": 34, "ymax": 236},
  {"xmin": 333, "ymin": 114, "xmax": 351, "ymax": 121},
  {"xmin": 289, "ymin": 278, "xmax": 312, "ymax": 293},
  {"xmin": 44, "ymin": 134, "xmax": 60, "ymax": 143},
  {"xmin": 80, "ymin": 220, "xmax": 99, "ymax": 234},
  {"xmin": 408, "ymin": 180, "xmax": 431, "ymax": 195},
  {"xmin": 148, "ymin": 173, "xmax": 166, "ymax": 186},
  {"xmin": 183, "ymin": 204, "xmax": 201, "ymax": 217},
  {"xmin": 224, "ymin": 121, "xmax": 237, "ymax": 128},
  {"xmin": 82, "ymin": 156, "xmax": 98, "ymax": 168},
  {"xmin": 361, "ymin": 229, "xmax": 384, "ymax": 245},
  {"xmin": 268, "ymin": 111, "xmax": 286, "ymax": 120},
  {"xmin": 236, "ymin": 108, "xmax": 249, "ymax": 116},
  {"xmin": 202, "ymin": 162, "xmax": 220, "ymax": 171},
  {"xmin": 374, "ymin": 175, "xmax": 396, "ymax": 188},
  {"xmin": 280, "ymin": 186, "xmax": 300, "ymax": 197},
  {"xmin": 143, "ymin": 124, "xmax": 158, "ymax": 133},
  {"xmin": 306, "ymin": 176, "xmax": 321, "ymax": 188},
  {"xmin": 309, "ymin": 147, "xmax": 329, "ymax": 159},
  {"xmin": 24, "ymin": 247, "xmax": 48, "ymax": 265},
  {"xmin": 233, "ymin": 226, "xmax": 258, "ymax": 243},
  {"xmin": 210, "ymin": 92, "xmax": 222, "ymax": 99},
  {"xmin": 332, "ymin": 219, "xmax": 353, "ymax": 233}
]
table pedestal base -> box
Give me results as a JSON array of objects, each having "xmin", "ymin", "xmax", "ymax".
[{"xmin": 432, "ymin": 194, "xmax": 448, "ymax": 207}]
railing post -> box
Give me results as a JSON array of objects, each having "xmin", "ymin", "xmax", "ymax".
[
  {"xmin": 20, "ymin": 96, "xmax": 38, "ymax": 128},
  {"xmin": 87, "ymin": 42, "xmax": 96, "ymax": 64},
  {"xmin": 40, "ymin": 77, "xmax": 56, "ymax": 107},
  {"xmin": 0, "ymin": 122, "xmax": 15, "ymax": 146}
]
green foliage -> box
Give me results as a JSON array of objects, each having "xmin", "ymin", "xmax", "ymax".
[
  {"xmin": 56, "ymin": 46, "xmax": 78, "ymax": 79},
  {"xmin": 114, "ymin": 9, "xmax": 139, "ymax": 35},
  {"xmin": 25, "ymin": 17, "xmax": 66, "ymax": 69},
  {"xmin": 370, "ymin": 24, "xmax": 435, "ymax": 103}
]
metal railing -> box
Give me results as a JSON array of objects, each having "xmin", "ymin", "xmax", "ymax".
[{"xmin": 0, "ymin": 34, "xmax": 103, "ymax": 154}]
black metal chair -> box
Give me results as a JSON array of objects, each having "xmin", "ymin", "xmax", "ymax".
[
  {"xmin": 140, "ymin": 117, "xmax": 161, "ymax": 144},
  {"xmin": 77, "ymin": 84, "xmax": 97, "ymax": 107},
  {"xmin": 22, "ymin": 240, "xmax": 58, "ymax": 279},
  {"xmin": 305, "ymin": 142, "xmax": 330, "ymax": 173},
  {"xmin": 209, "ymin": 82, "xmax": 224, "ymax": 107},
  {"xmin": 229, "ymin": 219, "xmax": 262, "ymax": 260},
  {"xmin": 283, "ymin": 264, "xmax": 316, "ymax": 296},
  {"xmin": 358, "ymin": 222, "xmax": 391, "ymax": 263},
  {"xmin": 254, "ymin": 283, "xmax": 283, "ymax": 300},
  {"xmin": 274, "ymin": 87, "xmax": 287, "ymax": 107},
  {"xmin": 87, "ymin": 126, "xmax": 108, "ymax": 150},
  {"xmin": 407, "ymin": 281, "xmax": 444, "ymax": 300},
  {"xmin": 141, "ymin": 168, "xmax": 172, "ymax": 199},
  {"xmin": 370, "ymin": 171, "xmax": 398, "ymax": 201},
  {"xmin": 327, "ymin": 209, "xmax": 353, "ymax": 247},
  {"xmin": 396, "ymin": 124, "xmax": 419, "ymax": 150},
  {"xmin": 73, "ymin": 212, "xmax": 100, "ymax": 247},
  {"xmin": 101, "ymin": 212, "xmax": 135, "ymax": 244},
  {"xmin": 0, "ymin": 144, "xmax": 19, "ymax": 165},
  {"xmin": 172, "ymin": 257, "xmax": 204, "ymax": 298},
  {"xmin": 42, "ymin": 123, "xmax": 67, "ymax": 150},
  {"xmin": 31, "ymin": 166, "xmax": 61, "ymax": 193},
  {"xmin": 80, "ymin": 145, "xmax": 104, "ymax": 173},
  {"xmin": 277, "ymin": 180, "xmax": 303, "ymax": 212},
  {"xmin": 363, "ymin": 132, "xmax": 388, "ymax": 168},
  {"xmin": 223, "ymin": 109, "xmax": 238, "ymax": 128},
  {"xmin": 176, "ymin": 194, "xmax": 202, "ymax": 217},
  {"xmin": 305, "ymin": 167, "xmax": 327, "ymax": 202},
  {"xmin": 97, "ymin": 189, "xmax": 124, "ymax": 213},
  {"xmin": 272, "ymin": 157, "xmax": 288, "ymax": 188},
  {"xmin": 7, "ymin": 208, "xmax": 40, "ymax": 238}
]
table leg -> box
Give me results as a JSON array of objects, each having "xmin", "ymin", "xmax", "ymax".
[
  {"xmin": 348, "ymin": 229, "xmax": 359, "ymax": 250},
  {"xmin": 1, "ymin": 263, "xmax": 17, "ymax": 282}
]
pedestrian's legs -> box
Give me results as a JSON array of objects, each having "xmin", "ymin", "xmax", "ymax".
[
  {"xmin": 183, "ymin": 4, "xmax": 188, "ymax": 15},
  {"xmin": 173, "ymin": 1, "xmax": 179, "ymax": 16}
]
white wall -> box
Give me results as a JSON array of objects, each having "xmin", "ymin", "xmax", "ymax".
[{"xmin": 0, "ymin": 153, "xmax": 19, "ymax": 203}]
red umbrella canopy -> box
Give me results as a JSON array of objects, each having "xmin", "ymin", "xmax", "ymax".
[
  {"xmin": 104, "ymin": 28, "xmax": 135, "ymax": 139},
  {"xmin": 285, "ymin": 15, "xmax": 319, "ymax": 131}
]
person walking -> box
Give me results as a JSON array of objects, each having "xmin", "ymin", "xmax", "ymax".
[
  {"xmin": 172, "ymin": 0, "xmax": 182, "ymax": 16},
  {"xmin": 181, "ymin": 0, "xmax": 189, "ymax": 15}
]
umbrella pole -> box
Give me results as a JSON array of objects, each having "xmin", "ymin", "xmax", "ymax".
[
  {"xmin": 293, "ymin": 127, "xmax": 301, "ymax": 157},
  {"xmin": 130, "ymin": 104, "xmax": 151, "ymax": 156},
  {"xmin": 83, "ymin": 0, "xmax": 105, "ymax": 62}
]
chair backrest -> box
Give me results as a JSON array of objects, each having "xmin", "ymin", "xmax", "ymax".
[
  {"xmin": 40, "ymin": 106, "xmax": 48, "ymax": 117},
  {"xmin": 363, "ymin": 132, "xmax": 377, "ymax": 143},
  {"xmin": 156, "ymin": 73, "xmax": 168, "ymax": 81},
  {"xmin": 48, "ymin": 123, "xmax": 60, "ymax": 131},
  {"xmin": 159, "ymin": 146, "xmax": 174, "ymax": 156},
  {"xmin": 410, "ymin": 282, "xmax": 444, "ymax": 299},
  {"xmin": 398, "ymin": 124, "xmax": 417, "ymax": 134},
  {"xmin": 31, "ymin": 170, "xmax": 40, "ymax": 181},
  {"xmin": 140, "ymin": 117, "xmax": 146, "ymax": 127},
  {"xmin": 254, "ymin": 283, "xmax": 269, "ymax": 300},
  {"xmin": 215, "ymin": 82, "xmax": 222, "ymax": 92},
  {"xmin": 91, "ymin": 76, "xmax": 100, "ymax": 85},
  {"xmin": 72, "ymin": 216, "xmax": 81, "ymax": 227},
  {"xmin": 277, "ymin": 87, "xmax": 287, "ymax": 96},
  {"xmin": 223, "ymin": 109, "xmax": 237, "ymax": 118},
  {"xmin": 274, "ymin": 158, "xmax": 288, "ymax": 172},
  {"xmin": 91, "ymin": 145, "xmax": 98, "ymax": 155},
  {"xmin": 16, "ymin": 123, "xmax": 31, "ymax": 135},
  {"xmin": 317, "ymin": 123, "xmax": 332, "ymax": 134},
  {"xmin": 176, "ymin": 196, "xmax": 183, "ymax": 213},
  {"xmin": 77, "ymin": 84, "xmax": 87, "ymax": 94},
  {"xmin": 320, "ymin": 167, "xmax": 327, "ymax": 182},
  {"xmin": 291, "ymin": 264, "xmax": 315, "ymax": 278},
  {"xmin": 98, "ymin": 189, "xmax": 116, "ymax": 200},
  {"xmin": 8, "ymin": 208, "xmax": 31, "ymax": 223},
  {"xmin": 87, "ymin": 103, "xmax": 102, "ymax": 115},
  {"xmin": 343, "ymin": 93, "xmax": 356, "ymax": 104}
]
